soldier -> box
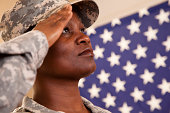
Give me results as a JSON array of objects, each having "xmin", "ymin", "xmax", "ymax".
[{"xmin": 0, "ymin": 0, "xmax": 111, "ymax": 113}]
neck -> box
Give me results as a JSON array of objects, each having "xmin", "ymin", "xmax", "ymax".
[{"xmin": 33, "ymin": 74, "xmax": 90, "ymax": 113}]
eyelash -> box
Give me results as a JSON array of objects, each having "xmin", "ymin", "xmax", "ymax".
[
  {"xmin": 80, "ymin": 28, "xmax": 85, "ymax": 33},
  {"xmin": 62, "ymin": 27, "xmax": 85, "ymax": 34},
  {"xmin": 62, "ymin": 27, "xmax": 70, "ymax": 34}
]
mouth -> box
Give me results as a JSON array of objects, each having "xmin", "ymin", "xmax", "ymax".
[{"xmin": 78, "ymin": 48, "xmax": 94, "ymax": 57}]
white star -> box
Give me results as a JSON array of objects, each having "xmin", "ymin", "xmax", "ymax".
[
  {"xmin": 157, "ymin": 78, "xmax": 170, "ymax": 95},
  {"xmin": 117, "ymin": 36, "xmax": 131, "ymax": 52},
  {"xmin": 133, "ymin": 44, "xmax": 148, "ymax": 59},
  {"xmin": 151, "ymin": 53, "xmax": 167, "ymax": 69},
  {"xmin": 86, "ymin": 27, "xmax": 96, "ymax": 36},
  {"xmin": 88, "ymin": 84, "xmax": 101, "ymax": 99},
  {"xmin": 130, "ymin": 87, "xmax": 145, "ymax": 102},
  {"xmin": 146, "ymin": 95, "xmax": 162, "ymax": 112},
  {"xmin": 162, "ymin": 36, "xmax": 170, "ymax": 52},
  {"xmin": 107, "ymin": 52, "xmax": 121, "ymax": 67},
  {"xmin": 102, "ymin": 93, "xmax": 116, "ymax": 108},
  {"xmin": 123, "ymin": 61, "xmax": 137, "ymax": 76},
  {"xmin": 78, "ymin": 78, "xmax": 85, "ymax": 88},
  {"xmin": 93, "ymin": 45, "xmax": 105, "ymax": 59},
  {"xmin": 140, "ymin": 69, "xmax": 155, "ymax": 85},
  {"xmin": 100, "ymin": 29, "xmax": 113, "ymax": 44},
  {"xmin": 112, "ymin": 78, "xmax": 126, "ymax": 93},
  {"xmin": 118, "ymin": 102, "xmax": 133, "ymax": 113},
  {"xmin": 138, "ymin": 8, "xmax": 149, "ymax": 18},
  {"xmin": 111, "ymin": 18, "xmax": 121, "ymax": 27},
  {"xmin": 127, "ymin": 19, "xmax": 141, "ymax": 35},
  {"xmin": 155, "ymin": 9, "xmax": 170, "ymax": 25},
  {"xmin": 144, "ymin": 26, "xmax": 158, "ymax": 42},
  {"xmin": 97, "ymin": 69, "xmax": 110, "ymax": 84}
]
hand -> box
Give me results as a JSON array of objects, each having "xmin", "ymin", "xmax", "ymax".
[{"xmin": 34, "ymin": 4, "xmax": 72, "ymax": 47}]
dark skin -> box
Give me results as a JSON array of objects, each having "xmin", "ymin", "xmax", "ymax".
[{"xmin": 33, "ymin": 4, "xmax": 96, "ymax": 113}]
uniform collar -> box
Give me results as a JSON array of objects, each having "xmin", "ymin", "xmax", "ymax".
[
  {"xmin": 22, "ymin": 96, "xmax": 111, "ymax": 113},
  {"xmin": 22, "ymin": 96, "xmax": 63, "ymax": 113}
]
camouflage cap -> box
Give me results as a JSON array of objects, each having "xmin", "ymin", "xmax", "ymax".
[{"xmin": 0, "ymin": 0, "xmax": 99, "ymax": 41}]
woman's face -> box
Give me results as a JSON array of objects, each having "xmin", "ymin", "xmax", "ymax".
[{"xmin": 38, "ymin": 12, "xmax": 96, "ymax": 79}]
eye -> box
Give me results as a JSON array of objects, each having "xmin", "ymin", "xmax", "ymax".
[
  {"xmin": 80, "ymin": 28, "xmax": 85, "ymax": 33},
  {"xmin": 62, "ymin": 27, "xmax": 70, "ymax": 34}
]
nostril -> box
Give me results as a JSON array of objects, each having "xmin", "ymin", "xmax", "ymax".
[
  {"xmin": 77, "ymin": 35, "xmax": 90, "ymax": 45},
  {"xmin": 80, "ymin": 41, "xmax": 86, "ymax": 43}
]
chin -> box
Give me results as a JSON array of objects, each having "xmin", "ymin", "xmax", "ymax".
[{"xmin": 80, "ymin": 63, "xmax": 96, "ymax": 78}]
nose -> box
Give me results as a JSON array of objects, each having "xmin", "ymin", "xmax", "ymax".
[{"xmin": 76, "ymin": 33, "xmax": 90, "ymax": 45}]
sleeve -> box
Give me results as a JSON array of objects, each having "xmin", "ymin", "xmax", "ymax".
[{"xmin": 0, "ymin": 30, "xmax": 49, "ymax": 113}]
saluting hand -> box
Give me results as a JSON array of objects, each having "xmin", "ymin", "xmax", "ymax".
[{"xmin": 34, "ymin": 4, "xmax": 72, "ymax": 47}]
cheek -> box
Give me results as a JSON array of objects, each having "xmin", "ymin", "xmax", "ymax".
[
  {"xmin": 51, "ymin": 40, "xmax": 75, "ymax": 62},
  {"xmin": 50, "ymin": 44, "xmax": 76, "ymax": 69},
  {"xmin": 72, "ymin": 57, "xmax": 97, "ymax": 75},
  {"xmin": 52, "ymin": 53, "xmax": 96, "ymax": 78},
  {"xmin": 44, "ymin": 41, "xmax": 96, "ymax": 78}
]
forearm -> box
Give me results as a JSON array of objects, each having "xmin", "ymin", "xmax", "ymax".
[{"xmin": 0, "ymin": 30, "xmax": 48, "ymax": 113}]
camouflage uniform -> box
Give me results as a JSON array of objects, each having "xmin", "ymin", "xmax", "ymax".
[
  {"xmin": 0, "ymin": 30, "xmax": 49, "ymax": 113},
  {"xmin": 12, "ymin": 96, "xmax": 111, "ymax": 113},
  {"xmin": 0, "ymin": 0, "xmax": 100, "ymax": 112}
]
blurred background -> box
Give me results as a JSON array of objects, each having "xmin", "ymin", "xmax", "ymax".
[{"xmin": 0, "ymin": 0, "xmax": 169, "ymax": 113}]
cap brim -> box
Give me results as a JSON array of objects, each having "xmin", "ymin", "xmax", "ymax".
[{"xmin": 71, "ymin": 0, "xmax": 99, "ymax": 28}]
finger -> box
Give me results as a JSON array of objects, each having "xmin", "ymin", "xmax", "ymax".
[
  {"xmin": 51, "ymin": 10, "xmax": 73, "ymax": 24},
  {"xmin": 59, "ymin": 11, "xmax": 73, "ymax": 22},
  {"xmin": 57, "ymin": 4, "xmax": 72, "ymax": 14},
  {"xmin": 53, "ymin": 11, "xmax": 73, "ymax": 27}
]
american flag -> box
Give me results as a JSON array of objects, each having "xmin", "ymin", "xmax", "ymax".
[{"xmin": 79, "ymin": 1, "xmax": 170, "ymax": 113}]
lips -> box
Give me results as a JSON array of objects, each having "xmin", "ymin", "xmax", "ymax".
[{"xmin": 78, "ymin": 48, "xmax": 94, "ymax": 57}]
